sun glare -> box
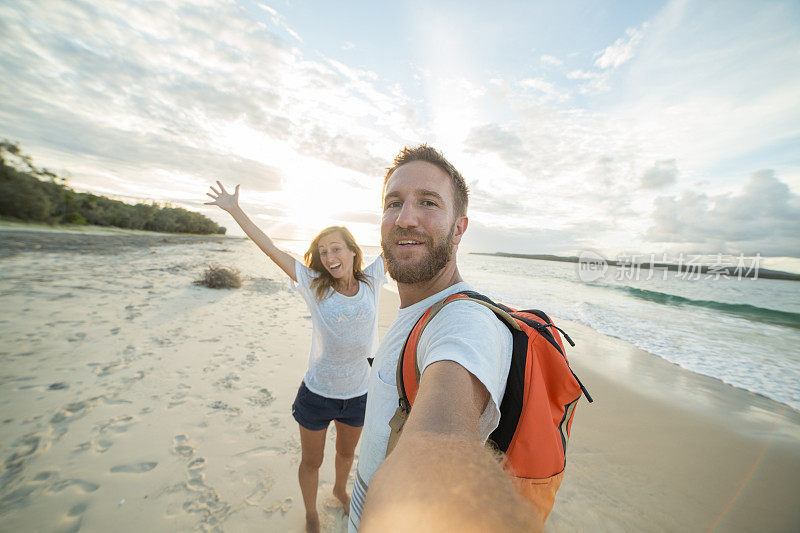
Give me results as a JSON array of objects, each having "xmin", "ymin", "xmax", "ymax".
[{"xmin": 214, "ymin": 119, "xmax": 382, "ymax": 242}]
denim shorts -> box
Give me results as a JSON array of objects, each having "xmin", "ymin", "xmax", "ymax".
[{"xmin": 291, "ymin": 381, "xmax": 367, "ymax": 431}]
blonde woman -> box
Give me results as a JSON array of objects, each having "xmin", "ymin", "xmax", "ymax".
[{"xmin": 206, "ymin": 182, "xmax": 386, "ymax": 533}]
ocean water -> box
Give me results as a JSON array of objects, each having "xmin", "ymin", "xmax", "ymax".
[
  {"xmin": 251, "ymin": 240, "xmax": 800, "ymax": 411},
  {"xmin": 457, "ymin": 252, "xmax": 800, "ymax": 412}
]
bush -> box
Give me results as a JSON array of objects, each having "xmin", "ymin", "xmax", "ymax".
[
  {"xmin": 64, "ymin": 212, "xmax": 87, "ymax": 225},
  {"xmin": 194, "ymin": 265, "xmax": 242, "ymax": 289},
  {"xmin": 0, "ymin": 170, "xmax": 52, "ymax": 221}
]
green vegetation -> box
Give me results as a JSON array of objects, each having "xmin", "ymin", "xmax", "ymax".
[
  {"xmin": 0, "ymin": 140, "xmax": 225, "ymax": 235},
  {"xmin": 195, "ymin": 265, "xmax": 242, "ymax": 289}
]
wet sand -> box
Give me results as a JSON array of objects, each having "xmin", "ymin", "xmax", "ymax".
[{"xmin": 1, "ymin": 228, "xmax": 798, "ymax": 532}]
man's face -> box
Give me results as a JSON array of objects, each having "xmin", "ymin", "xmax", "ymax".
[{"xmin": 380, "ymin": 161, "xmax": 464, "ymax": 284}]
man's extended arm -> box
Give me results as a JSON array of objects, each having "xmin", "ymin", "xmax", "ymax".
[{"xmin": 359, "ymin": 360, "xmax": 541, "ymax": 532}]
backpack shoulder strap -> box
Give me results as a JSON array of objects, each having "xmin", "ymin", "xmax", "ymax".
[{"xmin": 396, "ymin": 291, "xmax": 522, "ymax": 408}]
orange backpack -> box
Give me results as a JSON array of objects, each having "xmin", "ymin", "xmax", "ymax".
[{"xmin": 385, "ymin": 291, "xmax": 592, "ymax": 523}]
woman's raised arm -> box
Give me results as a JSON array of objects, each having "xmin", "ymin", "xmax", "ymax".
[{"xmin": 205, "ymin": 181, "xmax": 297, "ymax": 281}]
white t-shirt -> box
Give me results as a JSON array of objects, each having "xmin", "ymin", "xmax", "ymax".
[
  {"xmin": 292, "ymin": 256, "xmax": 387, "ymax": 399},
  {"xmin": 348, "ymin": 282, "xmax": 513, "ymax": 531}
]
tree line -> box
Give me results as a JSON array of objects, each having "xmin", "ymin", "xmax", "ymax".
[{"xmin": 0, "ymin": 140, "xmax": 225, "ymax": 235}]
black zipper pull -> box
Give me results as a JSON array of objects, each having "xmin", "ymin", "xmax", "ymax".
[
  {"xmin": 554, "ymin": 326, "xmax": 576, "ymax": 347},
  {"xmin": 537, "ymin": 323, "xmax": 576, "ymax": 347}
]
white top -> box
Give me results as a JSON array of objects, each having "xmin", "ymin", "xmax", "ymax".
[
  {"xmin": 292, "ymin": 255, "xmax": 387, "ymax": 399},
  {"xmin": 348, "ymin": 282, "xmax": 513, "ymax": 531}
]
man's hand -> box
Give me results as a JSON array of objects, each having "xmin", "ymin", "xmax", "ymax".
[
  {"xmin": 205, "ymin": 181, "xmax": 239, "ymax": 213},
  {"xmin": 360, "ymin": 360, "xmax": 541, "ymax": 532}
]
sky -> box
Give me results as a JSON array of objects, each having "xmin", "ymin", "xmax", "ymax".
[{"xmin": 1, "ymin": 0, "xmax": 799, "ymax": 258}]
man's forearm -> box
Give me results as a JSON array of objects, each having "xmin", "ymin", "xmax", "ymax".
[{"xmin": 360, "ymin": 432, "xmax": 541, "ymax": 532}]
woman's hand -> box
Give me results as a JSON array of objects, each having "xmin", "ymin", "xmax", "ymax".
[
  {"xmin": 203, "ymin": 181, "xmax": 297, "ymax": 281},
  {"xmin": 205, "ymin": 181, "xmax": 239, "ymax": 213}
]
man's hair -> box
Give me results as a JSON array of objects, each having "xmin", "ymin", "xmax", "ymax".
[{"xmin": 383, "ymin": 144, "xmax": 469, "ymax": 218}]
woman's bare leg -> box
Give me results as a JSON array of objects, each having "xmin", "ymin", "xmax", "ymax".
[
  {"xmin": 332, "ymin": 420, "xmax": 362, "ymax": 513},
  {"xmin": 298, "ymin": 424, "xmax": 327, "ymax": 533}
]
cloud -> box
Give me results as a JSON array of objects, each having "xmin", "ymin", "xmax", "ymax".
[
  {"xmin": 645, "ymin": 170, "xmax": 800, "ymax": 256},
  {"xmin": 296, "ymin": 126, "xmax": 388, "ymax": 177},
  {"xmin": 640, "ymin": 159, "xmax": 678, "ymax": 189},
  {"xmin": 463, "ymin": 123, "xmax": 526, "ymax": 170},
  {"xmin": 566, "ymin": 70, "xmax": 600, "ymax": 80},
  {"xmin": 540, "ymin": 54, "xmax": 563, "ymax": 67},
  {"xmin": 594, "ymin": 24, "xmax": 648, "ymax": 70},
  {"xmin": 331, "ymin": 210, "xmax": 380, "ymax": 224},
  {"xmin": 257, "ymin": 2, "xmax": 303, "ymax": 42},
  {"xmin": 518, "ymin": 77, "xmax": 567, "ymax": 102}
]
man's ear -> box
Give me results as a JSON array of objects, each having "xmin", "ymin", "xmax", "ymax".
[{"xmin": 452, "ymin": 216, "xmax": 468, "ymax": 245}]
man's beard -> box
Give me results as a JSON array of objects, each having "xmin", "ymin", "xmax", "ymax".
[{"xmin": 382, "ymin": 225, "xmax": 455, "ymax": 284}]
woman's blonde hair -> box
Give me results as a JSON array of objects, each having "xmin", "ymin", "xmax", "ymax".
[{"xmin": 304, "ymin": 226, "xmax": 372, "ymax": 301}]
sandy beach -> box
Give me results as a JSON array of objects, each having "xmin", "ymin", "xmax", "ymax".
[{"xmin": 1, "ymin": 228, "xmax": 799, "ymax": 532}]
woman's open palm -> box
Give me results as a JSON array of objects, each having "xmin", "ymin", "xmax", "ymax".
[{"xmin": 205, "ymin": 181, "xmax": 239, "ymax": 212}]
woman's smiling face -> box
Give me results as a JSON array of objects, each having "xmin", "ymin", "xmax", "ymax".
[{"xmin": 317, "ymin": 232, "xmax": 356, "ymax": 280}]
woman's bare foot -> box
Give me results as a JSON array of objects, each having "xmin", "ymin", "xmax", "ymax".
[
  {"xmin": 305, "ymin": 511, "xmax": 320, "ymax": 533},
  {"xmin": 333, "ymin": 487, "xmax": 350, "ymax": 515}
]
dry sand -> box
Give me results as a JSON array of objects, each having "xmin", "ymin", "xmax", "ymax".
[{"xmin": 1, "ymin": 228, "xmax": 798, "ymax": 532}]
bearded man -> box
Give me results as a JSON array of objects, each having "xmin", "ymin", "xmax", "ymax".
[{"xmin": 348, "ymin": 145, "xmax": 539, "ymax": 531}]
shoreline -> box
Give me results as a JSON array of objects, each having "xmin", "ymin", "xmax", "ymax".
[
  {"xmin": 0, "ymin": 226, "xmax": 238, "ymax": 258},
  {"xmin": 3, "ymin": 226, "xmax": 797, "ymax": 414}
]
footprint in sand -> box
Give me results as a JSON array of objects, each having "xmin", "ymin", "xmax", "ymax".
[
  {"xmin": 168, "ymin": 387, "xmax": 189, "ymax": 408},
  {"xmin": 243, "ymin": 472, "xmax": 276, "ymax": 508},
  {"xmin": 59, "ymin": 500, "xmax": 89, "ymax": 533},
  {"xmin": 170, "ymin": 434, "xmax": 232, "ymax": 528},
  {"xmin": 94, "ymin": 361, "xmax": 122, "ymax": 377},
  {"xmin": 95, "ymin": 415, "xmax": 136, "ymax": 435},
  {"xmin": 208, "ymin": 400, "xmax": 241, "ymax": 417},
  {"xmin": 67, "ymin": 332, "xmax": 86, "ymax": 343},
  {"xmin": 172, "ymin": 435, "xmax": 194, "ymax": 458},
  {"xmin": 238, "ymin": 353, "xmax": 258, "ymax": 369},
  {"xmin": 123, "ymin": 370, "xmax": 145, "ymax": 384},
  {"xmin": 110, "ymin": 462, "xmax": 157, "ymax": 474},
  {"xmin": 215, "ymin": 373, "xmax": 240, "ymax": 390},
  {"xmin": 248, "ymin": 388, "xmax": 274, "ymax": 408},
  {"xmin": 152, "ymin": 337, "xmax": 174, "ymax": 347},
  {"xmin": 74, "ymin": 438, "xmax": 113, "ymax": 454},
  {"xmin": 186, "ymin": 458, "xmax": 206, "ymax": 490},
  {"xmin": 262, "ymin": 497, "xmax": 293, "ymax": 516},
  {"xmin": 124, "ymin": 304, "xmax": 141, "ymax": 321},
  {"xmin": 48, "ymin": 479, "xmax": 100, "ymax": 494},
  {"xmin": 3, "ymin": 434, "xmax": 43, "ymax": 478},
  {"xmin": 102, "ymin": 396, "xmax": 133, "ymax": 406},
  {"xmin": 68, "ymin": 501, "xmax": 89, "ymax": 516},
  {"xmin": 50, "ymin": 398, "xmax": 99, "ymax": 438},
  {"xmin": 122, "ymin": 345, "xmax": 137, "ymax": 359}
]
